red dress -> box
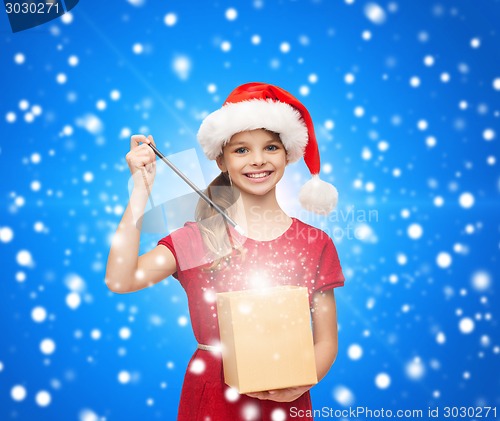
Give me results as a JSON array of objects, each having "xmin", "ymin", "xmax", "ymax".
[{"xmin": 158, "ymin": 218, "xmax": 344, "ymax": 421}]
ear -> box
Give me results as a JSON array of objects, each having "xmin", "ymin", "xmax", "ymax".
[{"xmin": 216, "ymin": 155, "xmax": 227, "ymax": 172}]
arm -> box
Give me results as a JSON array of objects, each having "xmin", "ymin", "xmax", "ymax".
[
  {"xmin": 105, "ymin": 135, "xmax": 177, "ymax": 294},
  {"xmin": 246, "ymin": 289, "xmax": 339, "ymax": 402},
  {"xmin": 310, "ymin": 288, "xmax": 339, "ymax": 381}
]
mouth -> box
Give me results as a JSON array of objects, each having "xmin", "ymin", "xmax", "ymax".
[{"xmin": 244, "ymin": 171, "xmax": 272, "ymax": 179}]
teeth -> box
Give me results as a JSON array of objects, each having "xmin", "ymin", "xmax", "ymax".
[{"xmin": 247, "ymin": 172, "xmax": 270, "ymax": 179}]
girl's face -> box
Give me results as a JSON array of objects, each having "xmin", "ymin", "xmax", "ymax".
[{"xmin": 216, "ymin": 129, "xmax": 288, "ymax": 198}]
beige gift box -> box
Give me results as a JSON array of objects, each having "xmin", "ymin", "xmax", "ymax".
[{"xmin": 216, "ymin": 286, "xmax": 318, "ymax": 394}]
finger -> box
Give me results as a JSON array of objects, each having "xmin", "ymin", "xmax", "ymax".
[
  {"xmin": 144, "ymin": 144, "xmax": 157, "ymax": 162},
  {"xmin": 130, "ymin": 134, "xmax": 146, "ymax": 150},
  {"xmin": 137, "ymin": 134, "xmax": 154, "ymax": 146},
  {"xmin": 131, "ymin": 158, "xmax": 151, "ymax": 170},
  {"xmin": 246, "ymin": 392, "xmax": 264, "ymax": 399},
  {"xmin": 137, "ymin": 138, "xmax": 157, "ymax": 160},
  {"xmin": 134, "ymin": 144, "xmax": 157, "ymax": 161},
  {"xmin": 136, "ymin": 143, "xmax": 155, "ymax": 154},
  {"xmin": 141, "ymin": 158, "xmax": 154, "ymax": 168}
]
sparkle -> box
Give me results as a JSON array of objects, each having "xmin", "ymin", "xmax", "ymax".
[{"xmin": 164, "ymin": 13, "xmax": 177, "ymax": 26}]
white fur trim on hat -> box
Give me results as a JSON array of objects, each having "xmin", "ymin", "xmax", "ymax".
[
  {"xmin": 299, "ymin": 175, "xmax": 339, "ymax": 215},
  {"xmin": 197, "ymin": 99, "xmax": 308, "ymax": 163}
]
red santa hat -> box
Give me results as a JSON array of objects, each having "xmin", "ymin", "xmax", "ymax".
[{"xmin": 197, "ymin": 82, "xmax": 338, "ymax": 214}]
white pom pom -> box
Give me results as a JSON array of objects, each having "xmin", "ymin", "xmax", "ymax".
[{"xmin": 299, "ymin": 175, "xmax": 338, "ymax": 214}]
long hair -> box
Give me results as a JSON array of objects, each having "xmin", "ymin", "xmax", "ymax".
[{"xmin": 195, "ymin": 171, "xmax": 242, "ymax": 270}]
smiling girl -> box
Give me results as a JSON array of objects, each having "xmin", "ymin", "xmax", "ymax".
[{"xmin": 106, "ymin": 83, "xmax": 345, "ymax": 420}]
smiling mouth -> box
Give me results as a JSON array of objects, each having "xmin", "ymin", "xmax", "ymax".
[{"xmin": 245, "ymin": 171, "xmax": 272, "ymax": 179}]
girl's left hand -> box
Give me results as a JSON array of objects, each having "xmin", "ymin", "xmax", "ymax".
[{"xmin": 246, "ymin": 385, "xmax": 313, "ymax": 402}]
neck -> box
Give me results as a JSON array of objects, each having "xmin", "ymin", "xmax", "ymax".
[{"xmin": 232, "ymin": 189, "xmax": 292, "ymax": 240}]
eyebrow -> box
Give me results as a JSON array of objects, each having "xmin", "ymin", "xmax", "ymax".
[{"xmin": 230, "ymin": 138, "xmax": 280, "ymax": 147}]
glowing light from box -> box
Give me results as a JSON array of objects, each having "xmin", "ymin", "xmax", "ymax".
[{"xmin": 247, "ymin": 271, "xmax": 272, "ymax": 290}]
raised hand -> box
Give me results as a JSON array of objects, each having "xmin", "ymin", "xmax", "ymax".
[{"xmin": 126, "ymin": 134, "xmax": 157, "ymax": 193}]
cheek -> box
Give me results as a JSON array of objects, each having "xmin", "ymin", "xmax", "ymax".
[{"xmin": 277, "ymin": 155, "xmax": 288, "ymax": 169}]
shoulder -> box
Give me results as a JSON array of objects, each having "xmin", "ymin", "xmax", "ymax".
[
  {"xmin": 159, "ymin": 221, "xmax": 202, "ymax": 248},
  {"xmin": 182, "ymin": 221, "xmax": 201, "ymax": 233},
  {"xmin": 170, "ymin": 221, "xmax": 202, "ymax": 242}
]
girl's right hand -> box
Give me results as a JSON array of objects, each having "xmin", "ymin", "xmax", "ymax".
[{"xmin": 126, "ymin": 134, "xmax": 157, "ymax": 193}]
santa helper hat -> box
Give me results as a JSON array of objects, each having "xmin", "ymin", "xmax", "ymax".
[{"xmin": 197, "ymin": 82, "xmax": 338, "ymax": 214}]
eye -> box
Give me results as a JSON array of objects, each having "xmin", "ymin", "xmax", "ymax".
[
  {"xmin": 234, "ymin": 147, "xmax": 248, "ymax": 154},
  {"xmin": 266, "ymin": 144, "xmax": 279, "ymax": 151}
]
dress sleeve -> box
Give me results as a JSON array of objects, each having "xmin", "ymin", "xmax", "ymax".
[
  {"xmin": 157, "ymin": 222, "xmax": 211, "ymax": 282},
  {"xmin": 314, "ymin": 236, "xmax": 345, "ymax": 293},
  {"xmin": 157, "ymin": 234, "xmax": 180, "ymax": 280}
]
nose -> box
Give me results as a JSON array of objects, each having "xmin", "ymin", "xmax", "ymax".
[{"xmin": 251, "ymin": 151, "xmax": 267, "ymax": 166}]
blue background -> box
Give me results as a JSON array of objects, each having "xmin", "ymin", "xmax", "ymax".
[{"xmin": 1, "ymin": 0, "xmax": 499, "ymax": 420}]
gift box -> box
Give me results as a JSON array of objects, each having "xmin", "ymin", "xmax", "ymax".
[{"xmin": 216, "ymin": 286, "xmax": 317, "ymax": 394}]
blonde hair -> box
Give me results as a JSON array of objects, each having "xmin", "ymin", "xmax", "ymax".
[{"xmin": 195, "ymin": 171, "xmax": 242, "ymax": 270}]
